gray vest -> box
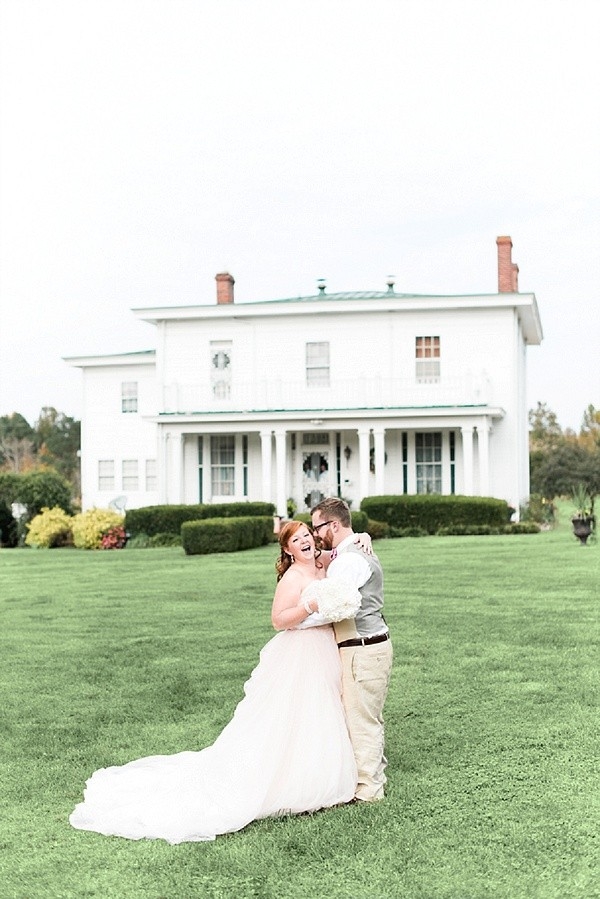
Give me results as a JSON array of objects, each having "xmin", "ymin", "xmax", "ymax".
[{"xmin": 332, "ymin": 543, "xmax": 386, "ymax": 642}]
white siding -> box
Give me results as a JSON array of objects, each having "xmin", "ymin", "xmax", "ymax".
[{"xmin": 69, "ymin": 287, "xmax": 541, "ymax": 514}]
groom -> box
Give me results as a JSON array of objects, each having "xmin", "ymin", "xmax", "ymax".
[{"xmin": 311, "ymin": 497, "xmax": 393, "ymax": 802}]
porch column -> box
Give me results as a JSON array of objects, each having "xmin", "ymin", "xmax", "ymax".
[
  {"xmin": 373, "ymin": 426, "xmax": 386, "ymax": 495},
  {"xmin": 478, "ymin": 420, "xmax": 491, "ymax": 497},
  {"xmin": 171, "ymin": 433, "xmax": 183, "ymax": 503},
  {"xmin": 274, "ymin": 429, "xmax": 287, "ymax": 518},
  {"xmin": 260, "ymin": 429, "xmax": 273, "ymax": 504},
  {"xmin": 462, "ymin": 426, "xmax": 474, "ymax": 496},
  {"xmin": 358, "ymin": 428, "xmax": 371, "ymax": 501},
  {"xmin": 159, "ymin": 430, "xmax": 169, "ymax": 503}
]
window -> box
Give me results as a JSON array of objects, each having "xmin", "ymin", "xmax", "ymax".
[
  {"xmin": 416, "ymin": 432, "xmax": 442, "ymax": 494},
  {"xmin": 211, "ymin": 435, "xmax": 235, "ymax": 496},
  {"xmin": 306, "ymin": 342, "xmax": 330, "ymax": 387},
  {"xmin": 121, "ymin": 381, "xmax": 138, "ymax": 413},
  {"xmin": 449, "ymin": 431, "xmax": 456, "ymax": 495},
  {"xmin": 242, "ymin": 434, "xmax": 248, "ymax": 497},
  {"xmin": 210, "ymin": 341, "xmax": 232, "ymax": 399},
  {"xmin": 145, "ymin": 459, "xmax": 157, "ymax": 492},
  {"xmin": 302, "ymin": 432, "xmax": 330, "ymax": 445},
  {"xmin": 122, "ymin": 459, "xmax": 139, "ymax": 491},
  {"xmin": 415, "ymin": 336, "xmax": 440, "ymax": 383},
  {"xmin": 98, "ymin": 460, "xmax": 115, "ymax": 491},
  {"xmin": 402, "ymin": 431, "xmax": 408, "ymax": 494},
  {"xmin": 198, "ymin": 437, "xmax": 204, "ymax": 503}
]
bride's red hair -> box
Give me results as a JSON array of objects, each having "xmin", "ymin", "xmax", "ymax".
[{"xmin": 275, "ymin": 520, "xmax": 322, "ymax": 581}]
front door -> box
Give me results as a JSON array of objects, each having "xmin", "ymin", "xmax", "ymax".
[{"xmin": 302, "ymin": 451, "xmax": 331, "ymax": 510}]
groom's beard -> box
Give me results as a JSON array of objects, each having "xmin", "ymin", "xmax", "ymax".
[{"xmin": 319, "ymin": 532, "xmax": 334, "ymax": 551}]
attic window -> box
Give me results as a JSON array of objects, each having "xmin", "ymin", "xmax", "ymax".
[
  {"xmin": 121, "ymin": 381, "xmax": 138, "ymax": 413},
  {"xmin": 306, "ymin": 342, "xmax": 330, "ymax": 387},
  {"xmin": 211, "ymin": 341, "xmax": 232, "ymax": 399},
  {"xmin": 415, "ymin": 336, "xmax": 440, "ymax": 383}
]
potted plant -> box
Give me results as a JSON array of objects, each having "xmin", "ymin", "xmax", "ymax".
[{"xmin": 570, "ymin": 484, "xmax": 596, "ymax": 545}]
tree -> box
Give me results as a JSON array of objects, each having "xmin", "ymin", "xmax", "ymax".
[
  {"xmin": 531, "ymin": 440, "xmax": 600, "ymax": 500},
  {"xmin": 529, "ymin": 403, "xmax": 564, "ymax": 495},
  {"xmin": 34, "ymin": 407, "xmax": 81, "ymax": 486},
  {"xmin": 0, "ymin": 413, "xmax": 36, "ymax": 472},
  {"xmin": 580, "ymin": 404, "xmax": 600, "ymax": 450},
  {"xmin": 529, "ymin": 402, "xmax": 600, "ymax": 501},
  {"xmin": 528, "ymin": 402, "xmax": 563, "ymax": 450}
]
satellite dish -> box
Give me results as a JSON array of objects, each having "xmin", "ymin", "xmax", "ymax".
[{"xmin": 109, "ymin": 495, "xmax": 127, "ymax": 514}]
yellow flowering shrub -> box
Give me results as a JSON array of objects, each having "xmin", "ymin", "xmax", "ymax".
[
  {"xmin": 25, "ymin": 506, "xmax": 73, "ymax": 548},
  {"xmin": 71, "ymin": 508, "xmax": 125, "ymax": 550}
]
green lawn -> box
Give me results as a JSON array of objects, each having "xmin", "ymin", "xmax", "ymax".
[{"xmin": 1, "ymin": 513, "xmax": 598, "ymax": 899}]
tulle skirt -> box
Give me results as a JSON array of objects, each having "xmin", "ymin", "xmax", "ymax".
[{"xmin": 69, "ymin": 626, "xmax": 357, "ymax": 843}]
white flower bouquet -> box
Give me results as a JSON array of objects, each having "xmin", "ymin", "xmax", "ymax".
[{"xmin": 302, "ymin": 578, "xmax": 361, "ymax": 622}]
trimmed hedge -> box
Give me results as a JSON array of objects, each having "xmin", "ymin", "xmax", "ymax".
[
  {"xmin": 436, "ymin": 522, "xmax": 540, "ymax": 536},
  {"xmin": 126, "ymin": 502, "xmax": 276, "ymax": 537},
  {"xmin": 181, "ymin": 516, "xmax": 274, "ymax": 555},
  {"xmin": 360, "ymin": 495, "xmax": 510, "ymax": 534}
]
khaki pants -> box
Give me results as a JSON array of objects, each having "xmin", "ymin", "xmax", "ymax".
[{"xmin": 339, "ymin": 639, "xmax": 393, "ymax": 801}]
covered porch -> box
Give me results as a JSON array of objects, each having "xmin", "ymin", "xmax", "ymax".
[{"xmin": 154, "ymin": 406, "xmax": 506, "ymax": 517}]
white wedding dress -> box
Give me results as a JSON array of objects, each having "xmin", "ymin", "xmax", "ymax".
[{"xmin": 69, "ymin": 619, "xmax": 357, "ymax": 843}]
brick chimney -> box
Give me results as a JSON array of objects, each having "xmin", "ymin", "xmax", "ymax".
[
  {"xmin": 496, "ymin": 236, "xmax": 519, "ymax": 293},
  {"xmin": 216, "ymin": 272, "xmax": 235, "ymax": 304}
]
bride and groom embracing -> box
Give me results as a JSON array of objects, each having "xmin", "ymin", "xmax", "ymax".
[{"xmin": 69, "ymin": 497, "xmax": 393, "ymax": 843}]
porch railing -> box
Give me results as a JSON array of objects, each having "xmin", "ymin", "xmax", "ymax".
[{"xmin": 160, "ymin": 375, "xmax": 492, "ymax": 415}]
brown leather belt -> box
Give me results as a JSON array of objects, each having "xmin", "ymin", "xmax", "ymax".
[{"xmin": 337, "ymin": 632, "xmax": 390, "ymax": 649}]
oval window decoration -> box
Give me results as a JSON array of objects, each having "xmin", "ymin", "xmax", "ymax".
[{"xmin": 212, "ymin": 351, "xmax": 230, "ymax": 370}]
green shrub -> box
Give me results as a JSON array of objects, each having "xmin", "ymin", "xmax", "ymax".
[
  {"xmin": 125, "ymin": 502, "xmax": 276, "ymax": 537},
  {"xmin": 350, "ymin": 510, "xmax": 368, "ymax": 532},
  {"xmin": 0, "ymin": 470, "xmax": 73, "ymax": 547},
  {"xmin": 0, "ymin": 473, "xmax": 20, "ymax": 546},
  {"xmin": 71, "ymin": 508, "xmax": 125, "ymax": 549},
  {"xmin": 0, "ymin": 472, "xmax": 19, "ymax": 504},
  {"xmin": 294, "ymin": 512, "xmax": 311, "ymax": 526},
  {"xmin": 520, "ymin": 494, "xmax": 556, "ymax": 525},
  {"xmin": 125, "ymin": 532, "xmax": 150, "ymax": 549},
  {"xmin": 505, "ymin": 522, "xmax": 541, "ymax": 535},
  {"xmin": 389, "ymin": 526, "xmax": 429, "ymax": 538},
  {"xmin": 361, "ymin": 494, "xmax": 510, "ymax": 534},
  {"xmin": 366, "ymin": 519, "xmax": 390, "ymax": 540},
  {"xmin": 436, "ymin": 522, "xmax": 541, "ymax": 536},
  {"xmin": 25, "ymin": 506, "xmax": 73, "ymax": 548},
  {"xmin": 436, "ymin": 524, "xmax": 499, "ymax": 536},
  {"xmin": 181, "ymin": 516, "xmax": 273, "ymax": 555},
  {"xmin": 148, "ymin": 532, "xmax": 182, "ymax": 548},
  {"xmin": 15, "ymin": 469, "xmax": 73, "ymax": 517},
  {"xmin": 0, "ymin": 504, "xmax": 18, "ymax": 548}
]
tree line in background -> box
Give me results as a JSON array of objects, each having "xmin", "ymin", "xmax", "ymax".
[
  {"xmin": 0, "ymin": 408, "xmax": 80, "ymax": 485},
  {"xmin": 0, "ymin": 402, "xmax": 598, "ymax": 547},
  {"xmin": 529, "ymin": 402, "xmax": 600, "ymax": 502}
]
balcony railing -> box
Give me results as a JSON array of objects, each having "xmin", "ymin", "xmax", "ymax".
[{"xmin": 161, "ymin": 375, "xmax": 492, "ymax": 415}]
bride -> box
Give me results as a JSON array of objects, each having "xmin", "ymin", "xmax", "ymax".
[{"xmin": 69, "ymin": 520, "xmax": 361, "ymax": 843}]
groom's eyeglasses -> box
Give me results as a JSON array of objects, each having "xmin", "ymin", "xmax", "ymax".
[{"xmin": 312, "ymin": 520, "xmax": 333, "ymax": 534}]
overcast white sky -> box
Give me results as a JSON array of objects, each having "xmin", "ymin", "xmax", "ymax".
[{"xmin": 1, "ymin": 0, "xmax": 598, "ymax": 432}]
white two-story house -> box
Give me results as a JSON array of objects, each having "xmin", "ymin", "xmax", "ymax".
[{"xmin": 66, "ymin": 236, "xmax": 542, "ymax": 517}]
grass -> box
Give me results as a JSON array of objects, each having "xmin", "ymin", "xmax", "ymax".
[{"xmin": 1, "ymin": 508, "xmax": 598, "ymax": 899}]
